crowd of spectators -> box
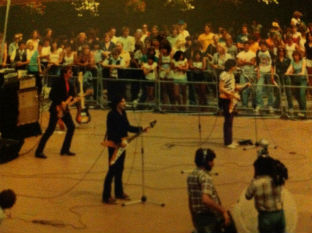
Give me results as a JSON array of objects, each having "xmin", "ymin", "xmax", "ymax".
[{"xmin": 1, "ymin": 10, "xmax": 312, "ymax": 116}]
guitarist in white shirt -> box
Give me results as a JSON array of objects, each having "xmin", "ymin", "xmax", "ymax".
[
  {"xmin": 219, "ymin": 59, "xmax": 250, "ymax": 149},
  {"xmin": 35, "ymin": 66, "xmax": 79, "ymax": 159},
  {"xmin": 102, "ymin": 95, "xmax": 143, "ymax": 204}
]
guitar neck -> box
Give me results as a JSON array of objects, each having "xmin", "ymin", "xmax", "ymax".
[{"xmin": 78, "ymin": 72, "xmax": 86, "ymax": 109}]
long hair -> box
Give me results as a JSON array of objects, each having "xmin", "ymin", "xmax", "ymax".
[{"xmin": 253, "ymin": 156, "xmax": 288, "ymax": 186}]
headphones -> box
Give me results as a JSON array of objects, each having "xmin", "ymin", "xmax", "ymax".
[{"xmin": 195, "ymin": 148, "xmax": 216, "ymax": 170}]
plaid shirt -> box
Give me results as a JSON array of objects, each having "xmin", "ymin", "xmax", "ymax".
[
  {"xmin": 187, "ymin": 168, "xmax": 221, "ymax": 215},
  {"xmin": 245, "ymin": 176, "xmax": 283, "ymax": 212}
]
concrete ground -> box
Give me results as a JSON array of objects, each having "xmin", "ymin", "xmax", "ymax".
[{"xmin": 1, "ymin": 110, "xmax": 312, "ymax": 233}]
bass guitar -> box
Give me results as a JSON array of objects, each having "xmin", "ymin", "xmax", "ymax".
[
  {"xmin": 76, "ymin": 72, "xmax": 91, "ymax": 124},
  {"xmin": 102, "ymin": 120, "xmax": 157, "ymax": 166}
]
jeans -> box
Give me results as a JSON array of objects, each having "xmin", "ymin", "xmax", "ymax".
[
  {"xmin": 274, "ymin": 74, "xmax": 293, "ymax": 109},
  {"xmin": 193, "ymin": 212, "xmax": 222, "ymax": 233},
  {"xmin": 256, "ymin": 73, "xmax": 274, "ymax": 108},
  {"xmin": 240, "ymin": 71, "xmax": 255, "ymax": 107},
  {"xmin": 258, "ymin": 210, "xmax": 286, "ymax": 233},
  {"xmin": 291, "ymin": 75, "xmax": 307, "ymax": 111}
]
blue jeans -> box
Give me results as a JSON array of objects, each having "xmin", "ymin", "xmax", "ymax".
[
  {"xmin": 240, "ymin": 71, "xmax": 255, "ymax": 107},
  {"xmin": 256, "ymin": 73, "xmax": 274, "ymax": 108},
  {"xmin": 291, "ymin": 75, "xmax": 307, "ymax": 111},
  {"xmin": 193, "ymin": 212, "xmax": 222, "ymax": 233},
  {"xmin": 274, "ymin": 74, "xmax": 293, "ymax": 109},
  {"xmin": 258, "ymin": 210, "xmax": 286, "ymax": 233}
]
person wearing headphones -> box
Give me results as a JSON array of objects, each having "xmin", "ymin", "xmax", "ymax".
[{"xmin": 187, "ymin": 148, "xmax": 231, "ymax": 233}]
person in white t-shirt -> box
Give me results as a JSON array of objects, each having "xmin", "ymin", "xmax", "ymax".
[
  {"xmin": 172, "ymin": 50, "xmax": 189, "ymax": 108},
  {"xmin": 0, "ymin": 189, "xmax": 16, "ymax": 225},
  {"xmin": 142, "ymin": 55, "xmax": 158, "ymax": 103},
  {"xmin": 255, "ymin": 40, "xmax": 276, "ymax": 113},
  {"xmin": 219, "ymin": 59, "xmax": 250, "ymax": 149},
  {"xmin": 236, "ymin": 41, "xmax": 256, "ymax": 108}
]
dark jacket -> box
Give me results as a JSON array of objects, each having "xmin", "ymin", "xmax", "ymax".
[
  {"xmin": 49, "ymin": 77, "xmax": 76, "ymax": 113},
  {"xmin": 106, "ymin": 109, "xmax": 142, "ymax": 144}
]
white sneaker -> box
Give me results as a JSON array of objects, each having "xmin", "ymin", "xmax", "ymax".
[
  {"xmin": 297, "ymin": 112, "xmax": 305, "ymax": 118},
  {"xmin": 232, "ymin": 141, "xmax": 239, "ymax": 146},
  {"xmin": 226, "ymin": 143, "xmax": 237, "ymax": 149}
]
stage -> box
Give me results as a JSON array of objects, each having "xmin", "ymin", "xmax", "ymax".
[{"xmin": 1, "ymin": 110, "xmax": 311, "ymax": 233}]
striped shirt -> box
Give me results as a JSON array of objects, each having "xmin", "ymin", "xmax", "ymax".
[
  {"xmin": 187, "ymin": 168, "xmax": 221, "ymax": 215},
  {"xmin": 245, "ymin": 176, "xmax": 283, "ymax": 212}
]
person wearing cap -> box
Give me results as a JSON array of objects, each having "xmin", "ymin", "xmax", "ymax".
[
  {"xmin": 291, "ymin": 11, "xmax": 303, "ymax": 27},
  {"xmin": 102, "ymin": 95, "xmax": 143, "ymax": 204},
  {"xmin": 176, "ymin": 20, "xmax": 190, "ymax": 52},
  {"xmin": 187, "ymin": 148, "xmax": 231, "ymax": 233}
]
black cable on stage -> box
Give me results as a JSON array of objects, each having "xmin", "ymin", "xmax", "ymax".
[
  {"xmin": 18, "ymin": 95, "xmax": 48, "ymax": 157},
  {"xmin": 17, "ymin": 148, "xmax": 105, "ymax": 200},
  {"xmin": 260, "ymin": 117, "xmax": 307, "ymax": 160}
]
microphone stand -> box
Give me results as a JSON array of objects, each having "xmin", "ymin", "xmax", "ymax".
[{"xmin": 122, "ymin": 131, "xmax": 165, "ymax": 207}]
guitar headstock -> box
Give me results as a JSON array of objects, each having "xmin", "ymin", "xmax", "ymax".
[{"xmin": 150, "ymin": 120, "xmax": 157, "ymax": 128}]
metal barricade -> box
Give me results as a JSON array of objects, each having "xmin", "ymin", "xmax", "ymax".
[{"xmin": 39, "ymin": 65, "xmax": 312, "ymax": 119}]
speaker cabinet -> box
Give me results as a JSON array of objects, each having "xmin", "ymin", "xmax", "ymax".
[{"xmin": 17, "ymin": 87, "xmax": 39, "ymax": 126}]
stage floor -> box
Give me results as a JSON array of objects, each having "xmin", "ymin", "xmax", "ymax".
[{"xmin": 1, "ymin": 110, "xmax": 312, "ymax": 233}]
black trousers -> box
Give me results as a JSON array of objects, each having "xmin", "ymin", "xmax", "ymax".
[
  {"xmin": 220, "ymin": 98, "xmax": 234, "ymax": 146},
  {"xmin": 36, "ymin": 110, "xmax": 75, "ymax": 154},
  {"xmin": 102, "ymin": 147, "xmax": 125, "ymax": 201}
]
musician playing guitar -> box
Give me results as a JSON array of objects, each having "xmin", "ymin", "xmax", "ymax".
[
  {"xmin": 102, "ymin": 95, "xmax": 143, "ymax": 204},
  {"xmin": 219, "ymin": 59, "xmax": 251, "ymax": 149},
  {"xmin": 35, "ymin": 66, "xmax": 79, "ymax": 159}
]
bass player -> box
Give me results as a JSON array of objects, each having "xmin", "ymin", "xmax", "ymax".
[
  {"xmin": 35, "ymin": 66, "xmax": 79, "ymax": 159},
  {"xmin": 102, "ymin": 95, "xmax": 143, "ymax": 204}
]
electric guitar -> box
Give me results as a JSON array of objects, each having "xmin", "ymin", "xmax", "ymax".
[
  {"xmin": 76, "ymin": 72, "xmax": 91, "ymax": 124},
  {"xmin": 56, "ymin": 96, "xmax": 78, "ymax": 119},
  {"xmin": 102, "ymin": 120, "xmax": 157, "ymax": 166}
]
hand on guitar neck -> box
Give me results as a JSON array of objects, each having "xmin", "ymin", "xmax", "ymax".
[{"xmin": 102, "ymin": 120, "xmax": 157, "ymax": 166}]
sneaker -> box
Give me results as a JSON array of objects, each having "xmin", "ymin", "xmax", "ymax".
[
  {"xmin": 268, "ymin": 106, "xmax": 274, "ymax": 114},
  {"xmin": 232, "ymin": 141, "xmax": 239, "ymax": 146},
  {"xmin": 226, "ymin": 143, "xmax": 237, "ymax": 149},
  {"xmin": 297, "ymin": 112, "xmax": 305, "ymax": 118}
]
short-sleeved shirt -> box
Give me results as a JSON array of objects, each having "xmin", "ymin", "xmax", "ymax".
[
  {"xmin": 245, "ymin": 176, "xmax": 283, "ymax": 212},
  {"xmin": 172, "ymin": 59, "xmax": 188, "ymax": 81},
  {"xmin": 237, "ymin": 50, "xmax": 256, "ymax": 74},
  {"xmin": 142, "ymin": 62, "xmax": 158, "ymax": 80},
  {"xmin": 187, "ymin": 168, "xmax": 221, "ymax": 215},
  {"xmin": 257, "ymin": 50, "xmax": 273, "ymax": 73},
  {"xmin": 219, "ymin": 71, "xmax": 235, "ymax": 98}
]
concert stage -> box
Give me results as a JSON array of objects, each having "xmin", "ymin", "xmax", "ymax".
[{"xmin": 1, "ymin": 110, "xmax": 311, "ymax": 233}]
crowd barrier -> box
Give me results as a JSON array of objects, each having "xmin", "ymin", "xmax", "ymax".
[{"xmin": 40, "ymin": 66, "xmax": 312, "ymax": 119}]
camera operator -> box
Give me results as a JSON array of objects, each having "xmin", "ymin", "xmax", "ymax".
[
  {"xmin": 245, "ymin": 151, "xmax": 288, "ymax": 233},
  {"xmin": 187, "ymin": 148, "xmax": 231, "ymax": 233}
]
